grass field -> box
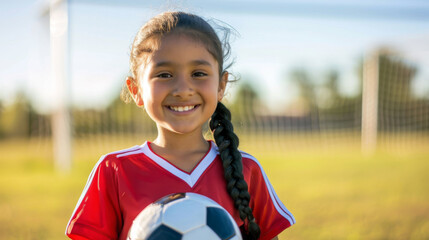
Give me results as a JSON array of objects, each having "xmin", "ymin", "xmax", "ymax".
[{"xmin": 0, "ymin": 135, "xmax": 428, "ymax": 239}]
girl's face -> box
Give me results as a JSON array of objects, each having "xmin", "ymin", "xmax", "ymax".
[{"xmin": 136, "ymin": 34, "xmax": 227, "ymax": 136}]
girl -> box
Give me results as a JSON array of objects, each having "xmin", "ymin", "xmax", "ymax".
[{"xmin": 66, "ymin": 11, "xmax": 295, "ymax": 240}]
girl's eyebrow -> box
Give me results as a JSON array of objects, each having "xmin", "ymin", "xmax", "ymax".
[
  {"xmin": 154, "ymin": 61, "xmax": 174, "ymax": 68},
  {"xmin": 154, "ymin": 60, "xmax": 212, "ymax": 68},
  {"xmin": 190, "ymin": 60, "xmax": 212, "ymax": 67}
]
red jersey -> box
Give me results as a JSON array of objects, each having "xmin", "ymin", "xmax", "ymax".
[{"xmin": 66, "ymin": 140, "xmax": 295, "ymax": 240}]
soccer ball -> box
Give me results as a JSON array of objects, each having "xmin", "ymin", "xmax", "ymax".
[{"xmin": 127, "ymin": 192, "xmax": 242, "ymax": 240}]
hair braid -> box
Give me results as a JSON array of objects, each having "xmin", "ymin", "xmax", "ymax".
[{"xmin": 209, "ymin": 102, "xmax": 261, "ymax": 240}]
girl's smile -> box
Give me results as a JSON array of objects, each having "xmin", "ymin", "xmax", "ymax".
[{"xmin": 166, "ymin": 104, "xmax": 200, "ymax": 113}]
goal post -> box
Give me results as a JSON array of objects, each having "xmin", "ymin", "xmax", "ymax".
[
  {"xmin": 49, "ymin": 0, "xmax": 72, "ymax": 172},
  {"xmin": 361, "ymin": 50, "xmax": 379, "ymax": 156}
]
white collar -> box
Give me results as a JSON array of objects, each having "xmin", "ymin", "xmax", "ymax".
[{"xmin": 139, "ymin": 141, "xmax": 218, "ymax": 188}]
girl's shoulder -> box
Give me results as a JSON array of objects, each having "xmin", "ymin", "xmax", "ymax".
[
  {"xmin": 238, "ymin": 149, "xmax": 258, "ymax": 161},
  {"xmin": 102, "ymin": 145, "xmax": 143, "ymax": 160},
  {"xmin": 211, "ymin": 141, "xmax": 262, "ymax": 170},
  {"xmin": 94, "ymin": 145, "xmax": 145, "ymax": 169},
  {"xmin": 239, "ymin": 149, "xmax": 261, "ymax": 167},
  {"xmin": 239, "ymin": 149, "xmax": 267, "ymax": 175}
]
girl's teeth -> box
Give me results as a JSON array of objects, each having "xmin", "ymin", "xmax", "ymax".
[{"xmin": 171, "ymin": 105, "xmax": 195, "ymax": 112}]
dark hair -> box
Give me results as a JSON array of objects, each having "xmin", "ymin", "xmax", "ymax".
[
  {"xmin": 210, "ymin": 102, "xmax": 261, "ymax": 240},
  {"xmin": 126, "ymin": 11, "xmax": 260, "ymax": 239}
]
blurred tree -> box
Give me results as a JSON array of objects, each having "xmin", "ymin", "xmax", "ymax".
[
  {"xmin": 72, "ymin": 91, "xmax": 156, "ymax": 138},
  {"xmin": 377, "ymin": 52, "xmax": 427, "ymax": 131},
  {"xmin": 289, "ymin": 68, "xmax": 321, "ymax": 131},
  {"xmin": 106, "ymin": 94, "xmax": 156, "ymax": 135},
  {"xmin": 0, "ymin": 91, "xmax": 31, "ymax": 138},
  {"xmin": 325, "ymin": 70, "xmax": 341, "ymax": 103},
  {"xmin": 228, "ymin": 82, "xmax": 260, "ymax": 122},
  {"xmin": 378, "ymin": 53, "xmax": 416, "ymax": 104},
  {"xmin": 229, "ymin": 82, "xmax": 259, "ymax": 116},
  {"xmin": 228, "ymin": 81, "xmax": 263, "ymax": 132},
  {"xmin": 318, "ymin": 69, "xmax": 362, "ymax": 130},
  {"xmin": 290, "ymin": 69, "xmax": 317, "ymax": 111}
]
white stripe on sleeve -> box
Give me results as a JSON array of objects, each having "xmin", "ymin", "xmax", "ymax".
[{"xmin": 241, "ymin": 152, "xmax": 296, "ymax": 225}]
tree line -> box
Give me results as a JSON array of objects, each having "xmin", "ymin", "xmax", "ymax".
[{"xmin": 1, "ymin": 50, "xmax": 428, "ymax": 139}]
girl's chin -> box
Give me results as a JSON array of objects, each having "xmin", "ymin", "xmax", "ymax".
[{"xmin": 158, "ymin": 124, "xmax": 203, "ymax": 136}]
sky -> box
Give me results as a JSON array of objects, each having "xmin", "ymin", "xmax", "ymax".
[{"xmin": 1, "ymin": 0, "xmax": 429, "ymax": 114}]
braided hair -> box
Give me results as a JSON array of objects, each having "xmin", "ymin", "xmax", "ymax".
[{"xmin": 210, "ymin": 102, "xmax": 261, "ymax": 240}]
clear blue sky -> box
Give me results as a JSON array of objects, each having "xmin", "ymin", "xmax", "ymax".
[{"xmin": 1, "ymin": 0, "xmax": 429, "ymax": 114}]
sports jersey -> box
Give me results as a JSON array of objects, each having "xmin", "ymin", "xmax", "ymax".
[{"xmin": 66, "ymin": 140, "xmax": 295, "ymax": 240}]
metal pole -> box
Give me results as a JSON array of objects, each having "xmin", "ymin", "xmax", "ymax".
[
  {"xmin": 50, "ymin": 0, "xmax": 72, "ymax": 171},
  {"xmin": 361, "ymin": 50, "xmax": 379, "ymax": 156}
]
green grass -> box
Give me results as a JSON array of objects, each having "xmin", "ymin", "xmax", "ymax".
[
  {"xmin": 268, "ymin": 152, "xmax": 429, "ymax": 240},
  {"xmin": 0, "ymin": 136, "xmax": 428, "ymax": 239}
]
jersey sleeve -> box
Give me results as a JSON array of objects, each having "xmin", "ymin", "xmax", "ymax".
[
  {"xmin": 66, "ymin": 155, "xmax": 122, "ymax": 240},
  {"xmin": 242, "ymin": 153, "xmax": 296, "ymax": 240}
]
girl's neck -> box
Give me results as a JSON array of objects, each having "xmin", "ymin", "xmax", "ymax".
[
  {"xmin": 151, "ymin": 128, "xmax": 209, "ymax": 156},
  {"xmin": 150, "ymin": 128, "xmax": 210, "ymax": 172}
]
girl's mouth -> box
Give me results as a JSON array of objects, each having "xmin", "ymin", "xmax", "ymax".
[{"xmin": 167, "ymin": 105, "xmax": 199, "ymax": 112}]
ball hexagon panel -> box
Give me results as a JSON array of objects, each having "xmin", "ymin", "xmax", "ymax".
[
  {"xmin": 162, "ymin": 198, "xmax": 206, "ymax": 233},
  {"xmin": 146, "ymin": 224, "xmax": 182, "ymax": 240},
  {"xmin": 206, "ymin": 207, "xmax": 237, "ymax": 240}
]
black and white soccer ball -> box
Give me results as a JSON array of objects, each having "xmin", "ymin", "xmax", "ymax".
[{"xmin": 127, "ymin": 192, "xmax": 242, "ymax": 240}]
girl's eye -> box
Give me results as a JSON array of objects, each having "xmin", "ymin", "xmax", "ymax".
[
  {"xmin": 157, "ymin": 73, "xmax": 172, "ymax": 78},
  {"xmin": 192, "ymin": 72, "xmax": 207, "ymax": 78}
]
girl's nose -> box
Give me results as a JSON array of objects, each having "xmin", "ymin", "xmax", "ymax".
[{"xmin": 172, "ymin": 75, "xmax": 194, "ymax": 98}]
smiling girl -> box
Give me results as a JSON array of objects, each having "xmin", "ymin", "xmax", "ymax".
[{"xmin": 66, "ymin": 11, "xmax": 295, "ymax": 240}]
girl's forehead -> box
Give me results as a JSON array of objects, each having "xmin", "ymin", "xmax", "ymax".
[
  {"xmin": 145, "ymin": 34, "xmax": 218, "ymax": 68},
  {"xmin": 158, "ymin": 33, "xmax": 208, "ymax": 53}
]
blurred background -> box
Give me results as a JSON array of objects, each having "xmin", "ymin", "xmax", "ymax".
[{"xmin": 1, "ymin": 0, "xmax": 429, "ymax": 239}]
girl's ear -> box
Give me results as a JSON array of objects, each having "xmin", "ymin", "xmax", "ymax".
[
  {"xmin": 218, "ymin": 71, "xmax": 228, "ymax": 101},
  {"xmin": 126, "ymin": 76, "xmax": 144, "ymax": 107}
]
